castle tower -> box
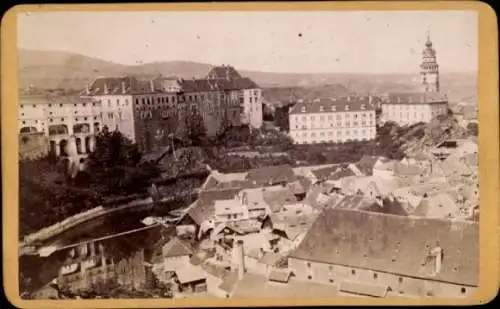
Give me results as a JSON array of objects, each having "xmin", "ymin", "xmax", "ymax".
[{"xmin": 420, "ymin": 31, "xmax": 440, "ymax": 93}]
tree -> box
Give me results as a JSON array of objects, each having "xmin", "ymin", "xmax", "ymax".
[
  {"xmin": 467, "ymin": 122, "xmax": 478, "ymax": 136},
  {"xmin": 273, "ymin": 105, "xmax": 290, "ymax": 131},
  {"xmin": 185, "ymin": 111, "xmax": 206, "ymax": 143},
  {"xmin": 79, "ymin": 127, "xmax": 161, "ymax": 197}
]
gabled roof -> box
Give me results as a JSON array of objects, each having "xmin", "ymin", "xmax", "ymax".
[
  {"xmin": 262, "ymin": 187, "xmax": 297, "ymax": 213},
  {"xmin": 412, "ymin": 193, "xmax": 459, "ymax": 219},
  {"xmin": 178, "ymin": 77, "xmax": 259, "ymax": 93},
  {"xmin": 311, "ymin": 165, "xmax": 339, "ymax": 182},
  {"xmin": 355, "ymin": 155, "xmax": 379, "ymax": 176},
  {"xmin": 187, "ymin": 188, "xmax": 241, "ymax": 224},
  {"xmin": 86, "ymin": 76, "xmax": 162, "ymax": 96},
  {"xmin": 289, "ymin": 97, "xmax": 375, "ymax": 115},
  {"xmin": 328, "ymin": 166, "xmax": 356, "ymax": 181},
  {"xmin": 206, "ymin": 65, "xmax": 242, "ymax": 80},
  {"xmin": 245, "ymin": 164, "xmax": 297, "ymax": 186},
  {"xmin": 161, "ymin": 237, "xmax": 193, "ymax": 258},
  {"xmin": 290, "ymin": 208, "xmax": 478, "ymax": 286},
  {"xmin": 385, "ymin": 92, "xmax": 448, "ymax": 104}
]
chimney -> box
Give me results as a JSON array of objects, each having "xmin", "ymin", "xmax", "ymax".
[
  {"xmin": 104, "ymin": 84, "xmax": 109, "ymax": 95},
  {"xmin": 231, "ymin": 239, "xmax": 245, "ymax": 279},
  {"xmin": 431, "ymin": 244, "xmax": 443, "ymax": 274},
  {"xmin": 121, "ymin": 81, "xmax": 126, "ymax": 94},
  {"xmin": 150, "ymin": 80, "xmax": 155, "ymax": 92},
  {"xmin": 86, "ymin": 84, "xmax": 90, "ymax": 95},
  {"xmin": 89, "ymin": 241, "xmax": 96, "ymax": 257}
]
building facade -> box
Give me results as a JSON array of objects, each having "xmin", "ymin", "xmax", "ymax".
[
  {"xmin": 381, "ymin": 92, "xmax": 449, "ymax": 126},
  {"xmin": 288, "ymin": 208, "xmax": 478, "ymax": 298},
  {"xmin": 420, "ymin": 33, "xmax": 440, "ymax": 93},
  {"xmin": 381, "ymin": 33, "xmax": 449, "ymax": 126},
  {"xmin": 18, "ymin": 65, "xmax": 263, "ymax": 156},
  {"xmin": 18, "ymin": 94, "xmax": 101, "ymax": 157},
  {"xmin": 288, "ymin": 97, "xmax": 377, "ymax": 144}
]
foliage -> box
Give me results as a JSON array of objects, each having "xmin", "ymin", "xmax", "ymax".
[
  {"xmin": 77, "ymin": 126, "xmax": 161, "ymax": 197},
  {"xmin": 19, "ymin": 127, "xmax": 161, "ymax": 237},
  {"xmin": 273, "ymin": 105, "xmax": 291, "ymax": 131},
  {"xmin": 185, "ymin": 111, "xmax": 206, "ymax": 144},
  {"xmin": 467, "ymin": 122, "xmax": 478, "ymax": 136}
]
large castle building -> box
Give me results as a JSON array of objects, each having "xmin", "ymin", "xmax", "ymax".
[
  {"xmin": 288, "ymin": 96, "xmax": 377, "ymax": 144},
  {"xmin": 381, "ymin": 33, "xmax": 449, "ymax": 126},
  {"xmin": 18, "ymin": 65, "xmax": 263, "ymax": 157}
]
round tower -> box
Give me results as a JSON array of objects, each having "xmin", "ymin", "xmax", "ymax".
[{"xmin": 420, "ymin": 31, "xmax": 440, "ymax": 93}]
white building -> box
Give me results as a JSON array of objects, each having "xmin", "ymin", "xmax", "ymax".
[
  {"xmin": 288, "ymin": 97, "xmax": 377, "ymax": 144},
  {"xmin": 381, "ymin": 92, "xmax": 449, "ymax": 126},
  {"xmin": 18, "ymin": 94, "xmax": 101, "ymax": 157},
  {"xmin": 381, "ymin": 33, "xmax": 449, "ymax": 126}
]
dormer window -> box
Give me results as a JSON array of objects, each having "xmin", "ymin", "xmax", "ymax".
[
  {"xmin": 332, "ymin": 106, "xmax": 336, "ymax": 111},
  {"xmin": 319, "ymin": 106, "xmax": 324, "ymax": 112},
  {"xmin": 345, "ymin": 105, "xmax": 350, "ymax": 111},
  {"xmin": 301, "ymin": 106, "xmax": 306, "ymax": 113},
  {"xmin": 409, "ymin": 97, "xmax": 413, "ymax": 103},
  {"xmin": 361, "ymin": 104, "xmax": 365, "ymax": 110}
]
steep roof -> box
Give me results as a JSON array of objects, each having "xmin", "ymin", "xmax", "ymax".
[
  {"xmin": 206, "ymin": 65, "xmax": 242, "ymax": 80},
  {"xmin": 187, "ymin": 189, "xmax": 241, "ymax": 224},
  {"xmin": 262, "ymin": 187, "xmax": 297, "ymax": 212},
  {"xmin": 412, "ymin": 193, "xmax": 459, "ymax": 219},
  {"xmin": 178, "ymin": 77, "xmax": 258, "ymax": 93},
  {"xmin": 355, "ymin": 155, "xmax": 379, "ymax": 176},
  {"xmin": 385, "ymin": 92, "xmax": 448, "ymax": 105},
  {"xmin": 311, "ymin": 165, "xmax": 339, "ymax": 182},
  {"xmin": 161, "ymin": 237, "xmax": 193, "ymax": 258},
  {"xmin": 289, "ymin": 97, "xmax": 375, "ymax": 115},
  {"xmin": 245, "ymin": 164, "xmax": 297, "ymax": 186},
  {"xmin": 86, "ymin": 76, "xmax": 161, "ymax": 95},
  {"xmin": 290, "ymin": 208, "xmax": 478, "ymax": 286}
]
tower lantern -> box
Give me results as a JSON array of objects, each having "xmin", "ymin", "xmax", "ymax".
[{"xmin": 420, "ymin": 31, "xmax": 440, "ymax": 93}]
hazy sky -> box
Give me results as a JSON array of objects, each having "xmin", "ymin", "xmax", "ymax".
[{"xmin": 17, "ymin": 10, "xmax": 477, "ymax": 74}]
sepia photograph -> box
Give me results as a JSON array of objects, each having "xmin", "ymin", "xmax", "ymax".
[{"xmin": 4, "ymin": 3, "xmax": 495, "ymax": 305}]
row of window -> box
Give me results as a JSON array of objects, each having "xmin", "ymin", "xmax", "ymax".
[
  {"xmin": 292, "ymin": 112, "xmax": 374, "ymax": 122},
  {"xmin": 293, "ymin": 129, "xmax": 374, "ymax": 138},
  {"xmin": 294, "ymin": 120, "xmax": 374, "ymax": 129}
]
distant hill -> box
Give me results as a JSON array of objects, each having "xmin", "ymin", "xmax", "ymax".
[{"xmin": 18, "ymin": 49, "xmax": 477, "ymax": 103}]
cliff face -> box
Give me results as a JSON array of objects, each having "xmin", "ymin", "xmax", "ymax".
[{"xmin": 401, "ymin": 113, "xmax": 469, "ymax": 155}]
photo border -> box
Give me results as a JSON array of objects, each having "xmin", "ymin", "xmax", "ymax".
[{"xmin": 2, "ymin": 1, "xmax": 498, "ymax": 308}]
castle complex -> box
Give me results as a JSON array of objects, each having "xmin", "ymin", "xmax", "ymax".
[
  {"xmin": 381, "ymin": 33, "xmax": 449, "ymax": 126},
  {"xmin": 18, "ymin": 66, "xmax": 262, "ymax": 157}
]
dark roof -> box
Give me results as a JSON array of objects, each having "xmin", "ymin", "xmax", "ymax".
[
  {"xmin": 161, "ymin": 237, "xmax": 193, "ymax": 258},
  {"xmin": 290, "ymin": 208, "xmax": 479, "ymax": 286},
  {"xmin": 245, "ymin": 164, "xmax": 297, "ymax": 186},
  {"xmin": 86, "ymin": 76, "xmax": 161, "ymax": 95},
  {"xmin": 262, "ymin": 188, "xmax": 297, "ymax": 212},
  {"xmin": 206, "ymin": 66, "xmax": 242, "ymax": 80},
  {"xmin": 289, "ymin": 97, "xmax": 375, "ymax": 115},
  {"xmin": 328, "ymin": 166, "xmax": 356, "ymax": 181},
  {"xmin": 187, "ymin": 189, "xmax": 241, "ymax": 224},
  {"xmin": 363, "ymin": 198, "xmax": 409, "ymax": 216},
  {"xmin": 355, "ymin": 155, "xmax": 379, "ymax": 176},
  {"xmin": 311, "ymin": 166, "xmax": 339, "ymax": 182},
  {"xmin": 178, "ymin": 77, "xmax": 258, "ymax": 93},
  {"xmin": 385, "ymin": 92, "xmax": 448, "ymax": 104}
]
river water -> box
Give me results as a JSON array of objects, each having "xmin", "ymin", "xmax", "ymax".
[{"xmin": 19, "ymin": 196, "xmax": 196, "ymax": 297}]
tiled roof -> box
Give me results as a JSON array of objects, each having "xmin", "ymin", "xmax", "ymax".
[
  {"xmin": 412, "ymin": 193, "xmax": 459, "ymax": 219},
  {"xmin": 290, "ymin": 208, "xmax": 478, "ymax": 286},
  {"xmin": 178, "ymin": 77, "xmax": 258, "ymax": 93},
  {"xmin": 311, "ymin": 165, "xmax": 339, "ymax": 182},
  {"xmin": 289, "ymin": 97, "xmax": 375, "ymax": 115},
  {"xmin": 86, "ymin": 76, "xmax": 160, "ymax": 95},
  {"xmin": 161, "ymin": 237, "xmax": 193, "ymax": 258},
  {"xmin": 355, "ymin": 155, "xmax": 379, "ymax": 176},
  {"xmin": 262, "ymin": 188, "xmax": 297, "ymax": 212},
  {"xmin": 187, "ymin": 189, "xmax": 241, "ymax": 224},
  {"xmin": 245, "ymin": 164, "xmax": 297, "ymax": 186},
  {"xmin": 384, "ymin": 92, "xmax": 448, "ymax": 104},
  {"xmin": 206, "ymin": 65, "xmax": 242, "ymax": 80}
]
